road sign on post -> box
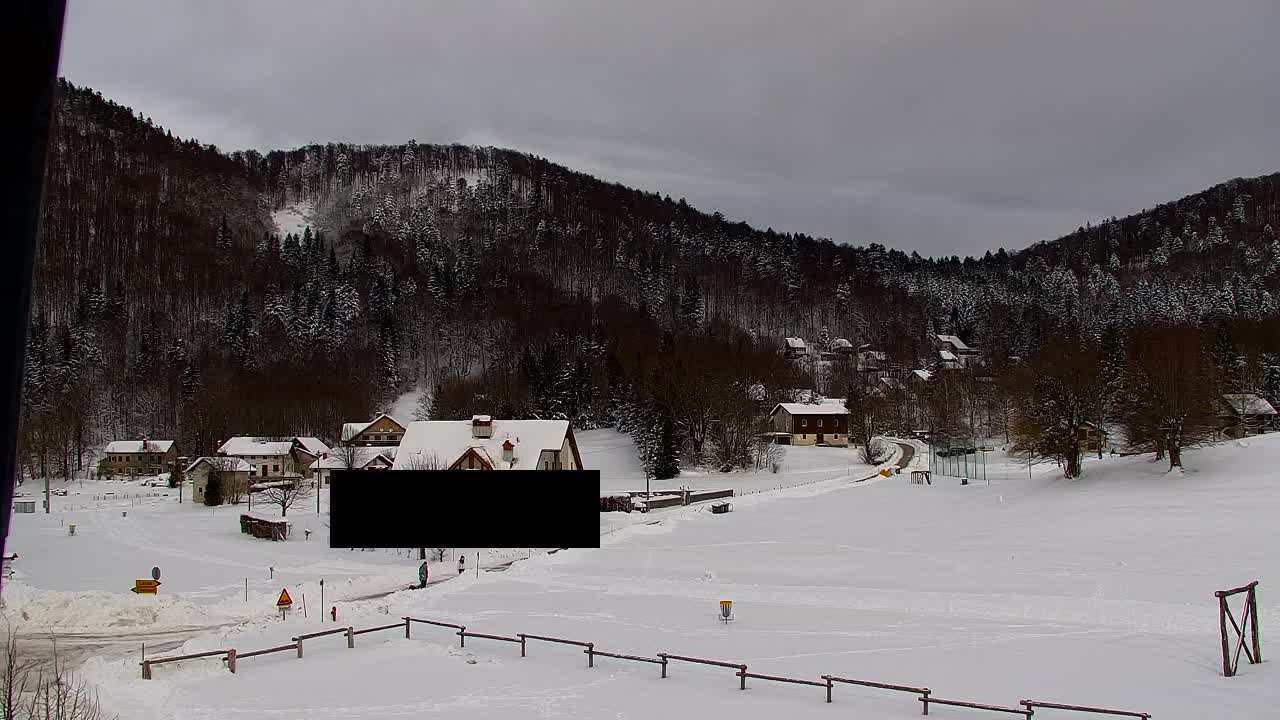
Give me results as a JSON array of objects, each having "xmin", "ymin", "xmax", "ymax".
[
  {"xmin": 277, "ymin": 588, "xmax": 293, "ymax": 607},
  {"xmin": 131, "ymin": 579, "xmax": 160, "ymax": 594}
]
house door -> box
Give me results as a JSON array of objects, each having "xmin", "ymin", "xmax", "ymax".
[{"xmin": 817, "ymin": 433, "xmax": 824, "ymax": 444}]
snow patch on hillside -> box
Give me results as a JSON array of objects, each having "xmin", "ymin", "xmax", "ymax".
[
  {"xmin": 272, "ymin": 200, "xmax": 316, "ymax": 237},
  {"xmin": 387, "ymin": 386, "xmax": 428, "ymax": 422}
]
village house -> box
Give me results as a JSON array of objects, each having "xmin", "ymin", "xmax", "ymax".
[
  {"xmin": 783, "ymin": 337, "xmax": 808, "ymax": 359},
  {"xmin": 391, "ymin": 416, "xmax": 584, "ymax": 471},
  {"xmin": 339, "ymin": 414, "xmax": 407, "ymax": 447},
  {"xmin": 1220, "ymin": 394, "xmax": 1279, "ymax": 438},
  {"xmin": 311, "ymin": 447, "xmax": 396, "ymax": 486},
  {"xmin": 830, "ymin": 338, "xmax": 855, "ymax": 356},
  {"xmin": 185, "ymin": 456, "xmax": 252, "ymax": 504},
  {"xmin": 98, "ymin": 439, "xmax": 178, "ymax": 477},
  {"xmin": 875, "ymin": 376, "xmax": 907, "ymax": 399},
  {"xmin": 216, "ymin": 436, "xmax": 331, "ymax": 482},
  {"xmin": 768, "ymin": 403, "xmax": 850, "ymax": 446},
  {"xmin": 1078, "ymin": 421, "xmax": 1109, "ymax": 455}
]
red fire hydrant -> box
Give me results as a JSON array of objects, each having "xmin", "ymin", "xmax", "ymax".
[{"xmin": 330, "ymin": 606, "xmax": 337, "ymax": 622}]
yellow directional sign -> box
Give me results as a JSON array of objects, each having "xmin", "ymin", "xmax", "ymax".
[{"xmin": 131, "ymin": 579, "xmax": 160, "ymax": 594}]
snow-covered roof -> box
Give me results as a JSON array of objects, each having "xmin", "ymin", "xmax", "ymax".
[
  {"xmin": 831, "ymin": 338, "xmax": 854, "ymax": 350},
  {"xmin": 311, "ymin": 448, "xmax": 395, "ymax": 470},
  {"xmin": 185, "ymin": 456, "xmax": 252, "ymax": 474},
  {"xmin": 295, "ymin": 437, "xmax": 331, "ymax": 456},
  {"xmin": 936, "ymin": 334, "xmax": 970, "ymax": 352},
  {"xmin": 1223, "ymin": 394, "xmax": 1278, "ymax": 416},
  {"xmin": 104, "ymin": 440, "xmax": 174, "ymax": 454},
  {"xmin": 218, "ymin": 438, "xmax": 294, "ymax": 456},
  {"xmin": 784, "ymin": 337, "xmax": 806, "ymax": 349},
  {"xmin": 879, "ymin": 377, "xmax": 907, "ymax": 391},
  {"xmin": 912, "ymin": 369, "xmax": 933, "ymax": 382},
  {"xmin": 471, "ymin": 415, "xmax": 493, "ymax": 423},
  {"xmin": 338, "ymin": 413, "xmax": 406, "ymax": 441},
  {"xmin": 391, "ymin": 419, "xmax": 574, "ymax": 471},
  {"xmin": 770, "ymin": 403, "xmax": 849, "ymax": 417},
  {"xmin": 939, "ymin": 350, "xmax": 959, "ymax": 362}
]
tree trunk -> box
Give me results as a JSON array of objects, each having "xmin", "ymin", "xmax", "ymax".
[
  {"xmin": 1167, "ymin": 443, "xmax": 1182, "ymax": 470},
  {"xmin": 419, "ymin": 548, "xmax": 426, "ymax": 560}
]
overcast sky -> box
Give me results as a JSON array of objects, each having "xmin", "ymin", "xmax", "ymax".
[{"xmin": 59, "ymin": 1, "xmax": 1280, "ymax": 257}]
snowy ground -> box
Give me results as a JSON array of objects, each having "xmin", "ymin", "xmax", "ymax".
[
  {"xmin": 272, "ymin": 201, "xmax": 316, "ymax": 238},
  {"xmin": 25, "ymin": 433, "xmax": 1272, "ymax": 719}
]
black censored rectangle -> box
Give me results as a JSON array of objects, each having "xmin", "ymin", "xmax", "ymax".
[{"xmin": 328, "ymin": 470, "xmax": 601, "ymax": 548}]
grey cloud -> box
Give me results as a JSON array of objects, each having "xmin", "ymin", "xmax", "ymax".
[{"xmin": 59, "ymin": 0, "xmax": 1280, "ymax": 256}]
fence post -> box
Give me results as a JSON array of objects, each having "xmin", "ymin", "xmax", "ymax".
[
  {"xmin": 738, "ymin": 665, "xmax": 747, "ymax": 690},
  {"xmin": 296, "ymin": 639, "xmax": 304, "ymax": 658},
  {"xmin": 825, "ymin": 676, "xmax": 832, "ymax": 703},
  {"xmin": 921, "ymin": 690, "xmax": 930, "ymax": 715},
  {"xmin": 347, "ymin": 627, "xmax": 354, "ymax": 648},
  {"xmin": 660, "ymin": 654, "xmax": 668, "ymax": 678},
  {"xmin": 1219, "ymin": 594, "xmax": 1233, "ymax": 676},
  {"xmin": 404, "ymin": 617, "xmax": 411, "ymax": 639},
  {"xmin": 459, "ymin": 627, "xmax": 466, "ymax": 647},
  {"xmin": 141, "ymin": 661, "xmax": 151, "ymax": 680},
  {"xmin": 227, "ymin": 649, "xmax": 236, "ymax": 674},
  {"xmin": 1250, "ymin": 585, "xmax": 1263, "ymax": 663},
  {"xmin": 520, "ymin": 635, "xmax": 526, "ymax": 658},
  {"xmin": 587, "ymin": 643, "xmax": 594, "ymax": 668}
]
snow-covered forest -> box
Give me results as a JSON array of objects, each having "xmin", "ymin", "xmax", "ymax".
[{"xmin": 19, "ymin": 79, "xmax": 1280, "ymax": 482}]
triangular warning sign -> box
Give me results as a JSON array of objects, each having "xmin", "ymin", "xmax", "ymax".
[{"xmin": 276, "ymin": 588, "xmax": 293, "ymax": 607}]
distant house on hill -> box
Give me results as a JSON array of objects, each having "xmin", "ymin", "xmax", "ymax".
[
  {"xmin": 339, "ymin": 414, "xmax": 406, "ymax": 447},
  {"xmin": 1220, "ymin": 394, "xmax": 1278, "ymax": 438},
  {"xmin": 875, "ymin": 377, "xmax": 907, "ymax": 399},
  {"xmin": 99, "ymin": 439, "xmax": 178, "ymax": 477},
  {"xmin": 768, "ymin": 403, "xmax": 850, "ymax": 447},
  {"xmin": 830, "ymin": 338, "xmax": 855, "ymax": 356},
  {"xmin": 217, "ymin": 436, "xmax": 331, "ymax": 482},
  {"xmin": 784, "ymin": 337, "xmax": 808, "ymax": 358},
  {"xmin": 185, "ymin": 456, "xmax": 252, "ymax": 504},
  {"xmin": 391, "ymin": 416, "xmax": 583, "ymax": 471}
]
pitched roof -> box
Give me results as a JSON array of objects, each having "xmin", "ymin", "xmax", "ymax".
[
  {"xmin": 784, "ymin": 337, "xmax": 807, "ymax": 349},
  {"xmin": 770, "ymin": 402, "xmax": 850, "ymax": 417},
  {"xmin": 939, "ymin": 350, "xmax": 959, "ymax": 362},
  {"xmin": 311, "ymin": 447, "xmax": 395, "ymax": 470},
  {"xmin": 936, "ymin": 334, "xmax": 971, "ymax": 351},
  {"xmin": 341, "ymin": 414, "xmax": 407, "ymax": 441},
  {"xmin": 294, "ymin": 437, "xmax": 331, "ymax": 456},
  {"xmin": 879, "ymin": 377, "xmax": 907, "ymax": 391},
  {"xmin": 218, "ymin": 438, "xmax": 295, "ymax": 456},
  {"xmin": 1223, "ymin": 394, "xmax": 1278, "ymax": 416},
  {"xmin": 391, "ymin": 419, "xmax": 574, "ymax": 471},
  {"xmin": 912, "ymin": 369, "xmax": 933, "ymax": 382},
  {"xmin": 831, "ymin": 338, "xmax": 854, "ymax": 350},
  {"xmin": 104, "ymin": 440, "xmax": 174, "ymax": 454},
  {"xmin": 185, "ymin": 456, "xmax": 252, "ymax": 474}
]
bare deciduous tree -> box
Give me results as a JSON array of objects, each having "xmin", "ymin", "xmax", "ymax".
[
  {"xmin": 1119, "ymin": 325, "xmax": 1220, "ymax": 470},
  {"xmin": 255, "ymin": 479, "xmax": 313, "ymax": 518},
  {"xmin": 1, "ymin": 625, "xmax": 112, "ymax": 720}
]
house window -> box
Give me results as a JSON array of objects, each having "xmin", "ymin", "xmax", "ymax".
[
  {"xmin": 273, "ymin": 464, "xmax": 280, "ymax": 473},
  {"xmin": 818, "ymin": 419, "xmax": 824, "ymax": 428},
  {"xmin": 801, "ymin": 419, "xmax": 808, "ymax": 428}
]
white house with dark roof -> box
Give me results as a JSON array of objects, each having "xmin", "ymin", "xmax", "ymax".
[
  {"xmin": 391, "ymin": 416, "xmax": 583, "ymax": 471},
  {"xmin": 185, "ymin": 456, "xmax": 252, "ymax": 504},
  {"xmin": 768, "ymin": 403, "xmax": 849, "ymax": 446},
  {"xmin": 216, "ymin": 436, "xmax": 331, "ymax": 482}
]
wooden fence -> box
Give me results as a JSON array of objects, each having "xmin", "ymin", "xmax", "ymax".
[{"xmin": 140, "ymin": 614, "xmax": 1150, "ymax": 719}]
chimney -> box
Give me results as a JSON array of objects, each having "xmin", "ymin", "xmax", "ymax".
[
  {"xmin": 471, "ymin": 415, "xmax": 493, "ymax": 439},
  {"xmin": 502, "ymin": 439, "xmax": 514, "ymax": 464}
]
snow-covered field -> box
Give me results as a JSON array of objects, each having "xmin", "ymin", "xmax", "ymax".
[{"xmin": 7, "ymin": 432, "xmax": 1280, "ymax": 719}]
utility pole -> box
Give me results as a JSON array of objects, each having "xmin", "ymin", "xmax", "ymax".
[{"xmin": 43, "ymin": 473, "xmax": 50, "ymax": 514}]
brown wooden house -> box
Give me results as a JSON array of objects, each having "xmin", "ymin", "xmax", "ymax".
[
  {"xmin": 768, "ymin": 403, "xmax": 850, "ymax": 446},
  {"xmin": 340, "ymin": 414, "xmax": 407, "ymax": 447}
]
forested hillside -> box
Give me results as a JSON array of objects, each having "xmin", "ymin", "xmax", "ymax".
[{"xmin": 19, "ymin": 80, "xmax": 1280, "ymax": 481}]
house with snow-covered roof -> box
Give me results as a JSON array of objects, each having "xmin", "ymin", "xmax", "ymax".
[
  {"xmin": 311, "ymin": 446, "xmax": 396, "ymax": 486},
  {"xmin": 185, "ymin": 456, "xmax": 252, "ymax": 504},
  {"xmin": 98, "ymin": 439, "xmax": 178, "ymax": 477},
  {"xmin": 216, "ymin": 436, "xmax": 331, "ymax": 482},
  {"xmin": 1220, "ymin": 394, "xmax": 1278, "ymax": 438},
  {"xmin": 391, "ymin": 416, "xmax": 583, "ymax": 471},
  {"xmin": 339, "ymin": 414, "xmax": 406, "ymax": 447},
  {"xmin": 767, "ymin": 403, "xmax": 849, "ymax": 447},
  {"xmin": 783, "ymin": 337, "xmax": 808, "ymax": 359}
]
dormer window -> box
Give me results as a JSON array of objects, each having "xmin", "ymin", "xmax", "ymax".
[{"xmin": 502, "ymin": 439, "xmax": 514, "ymax": 463}]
